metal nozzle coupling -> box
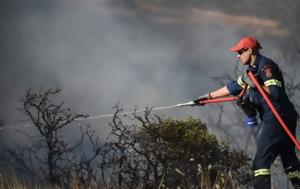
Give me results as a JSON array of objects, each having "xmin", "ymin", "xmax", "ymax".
[{"xmin": 175, "ymin": 101, "xmax": 195, "ymax": 107}]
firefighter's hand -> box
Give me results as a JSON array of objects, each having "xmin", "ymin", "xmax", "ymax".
[
  {"xmin": 236, "ymin": 96, "xmax": 257, "ymax": 117},
  {"xmin": 193, "ymin": 93, "xmax": 211, "ymax": 106}
]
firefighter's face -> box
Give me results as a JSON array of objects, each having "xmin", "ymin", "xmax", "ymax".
[{"xmin": 237, "ymin": 48, "xmax": 251, "ymax": 65}]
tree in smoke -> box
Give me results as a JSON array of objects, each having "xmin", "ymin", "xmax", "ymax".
[{"xmin": 0, "ymin": 88, "xmax": 105, "ymax": 188}]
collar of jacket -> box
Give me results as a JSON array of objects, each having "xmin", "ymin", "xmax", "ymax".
[{"xmin": 251, "ymin": 53, "xmax": 262, "ymax": 73}]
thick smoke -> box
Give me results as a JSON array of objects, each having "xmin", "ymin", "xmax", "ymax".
[{"xmin": 1, "ymin": 0, "xmax": 299, "ymax": 153}]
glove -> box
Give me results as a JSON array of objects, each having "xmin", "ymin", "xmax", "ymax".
[
  {"xmin": 193, "ymin": 93, "xmax": 211, "ymax": 106},
  {"xmin": 236, "ymin": 96, "xmax": 257, "ymax": 117}
]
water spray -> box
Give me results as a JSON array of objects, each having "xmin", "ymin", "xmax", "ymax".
[
  {"xmin": 0, "ymin": 101, "xmax": 196, "ymax": 130},
  {"xmin": 0, "ymin": 89, "xmax": 246, "ymax": 130},
  {"xmin": 76, "ymin": 101, "xmax": 196, "ymax": 121}
]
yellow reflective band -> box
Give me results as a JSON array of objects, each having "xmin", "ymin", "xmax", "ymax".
[
  {"xmin": 287, "ymin": 171, "xmax": 300, "ymax": 179},
  {"xmin": 264, "ymin": 79, "xmax": 282, "ymax": 87},
  {"xmin": 254, "ymin": 169, "xmax": 271, "ymax": 176},
  {"xmin": 237, "ymin": 75, "xmax": 246, "ymax": 88}
]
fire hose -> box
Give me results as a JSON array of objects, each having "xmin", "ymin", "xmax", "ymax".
[{"xmin": 176, "ymin": 86, "xmax": 247, "ymax": 107}]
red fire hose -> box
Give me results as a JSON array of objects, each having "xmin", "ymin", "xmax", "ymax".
[
  {"xmin": 247, "ymin": 71, "xmax": 300, "ymax": 151},
  {"xmin": 200, "ymin": 86, "xmax": 247, "ymax": 105}
]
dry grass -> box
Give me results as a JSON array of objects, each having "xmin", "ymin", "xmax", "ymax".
[
  {"xmin": 0, "ymin": 174, "xmax": 39, "ymax": 189},
  {"xmin": 0, "ymin": 175, "xmax": 100, "ymax": 189},
  {"xmin": 196, "ymin": 165, "xmax": 242, "ymax": 189},
  {"xmin": 0, "ymin": 170, "xmax": 243, "ymax": 189}
]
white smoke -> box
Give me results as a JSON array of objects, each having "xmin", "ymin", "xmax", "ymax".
[{"xmin": 1, "ymin": 0, "xmax": 298, "ymax": 154}]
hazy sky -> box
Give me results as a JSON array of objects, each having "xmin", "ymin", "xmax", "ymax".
[{"xmin": 1, "ymin": 0, "xmax": 299, "ymax": 152}]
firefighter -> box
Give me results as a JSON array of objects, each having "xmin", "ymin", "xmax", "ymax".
[{"xmin": 194, "ymin": 36, "xmax": 300, "ymax": 189}]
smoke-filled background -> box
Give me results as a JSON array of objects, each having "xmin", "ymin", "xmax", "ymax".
[{"xmin": 1, "ymin": 0, "xmax": 300, "ymax": 154}]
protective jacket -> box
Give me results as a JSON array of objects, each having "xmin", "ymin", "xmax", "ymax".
[{"xmin": 227, "ymin": 54, "xmax": 297, "ymax": 122}]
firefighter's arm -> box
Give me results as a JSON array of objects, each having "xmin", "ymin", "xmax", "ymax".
[
  {"xmin": 193, "ymin": 86, "xmax": 231, "ymax": 106},
  {"xmin": 263, "ymin": 81, "xmax": 280, "ymax": 99},
  {"xmin": 209, "ymin": 86, "xmax": 231, "ymax": 99},
  {"xmin": 260, "ymin": 64, "xmax": 282, "ymax": 100},
  {"xmin": 262, "ymin": 85, "xmax": 270, "ymax": 95},
  {"xmin": 194, "ymin": 79, "xmax": 243, "ymax": 105},
  {"xmin": 235, "ymin": 73, "xmax": 272, "ymax": 95}
]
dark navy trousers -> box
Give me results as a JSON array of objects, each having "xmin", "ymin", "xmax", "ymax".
[{"xmin": 253, "ymin": 110, "xmax": 300, "ymax": 189}]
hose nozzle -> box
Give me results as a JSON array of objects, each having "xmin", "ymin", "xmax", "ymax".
[{"xmin": 175, "ymin": 101, "xmax": 195, "ymax": 107}]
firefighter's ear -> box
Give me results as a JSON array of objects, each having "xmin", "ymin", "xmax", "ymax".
[{"xmin": 248, "ymin": 48, "xmax": 254, "ymax": 55}]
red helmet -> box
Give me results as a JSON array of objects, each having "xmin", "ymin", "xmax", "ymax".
[{"xmin": 230, "ymin": 36, "xmax": 262, "ymax": 52}]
